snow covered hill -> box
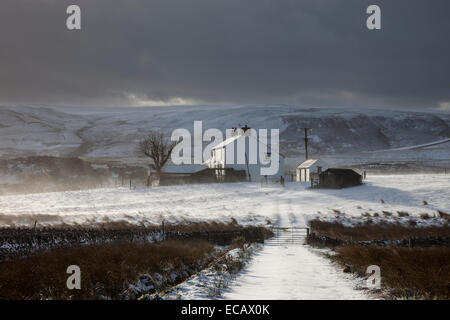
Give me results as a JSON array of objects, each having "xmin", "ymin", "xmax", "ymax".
[{"xmin": 0, "ymin": 104, "xmax": 449, "ymax": 160}]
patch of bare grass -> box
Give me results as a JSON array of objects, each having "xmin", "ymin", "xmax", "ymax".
[
  {"xmin": 420, "ymin": 213, "xmax": 431, "ymax": 220},
  {"xmin": 164, "ymin": 221, "xmax": 243, "ymax": 232},
  {"xmin": 397, "ymin": 211, "xmax": 409, "ymax": 217},
  {"xmin": 309, "ymin": 219, "xmax": 450, "ymax": 242},
  {"xmin": 332, "ymin": 246, "xmax": 450, "ymax": 299},
  {"xmin": 438, "ymin": 210, "xmax": 450, "ymax": 221},
  {"xmin": 0, "ymin": 240, "xmax": 216, "ymax": 300},
  {"xmin": 382, "ymin": 211, "xmax": 392, "ymax": 217}
]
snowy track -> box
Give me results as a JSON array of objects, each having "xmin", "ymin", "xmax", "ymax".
[
  {"xmin": 222, "ymin": 243, "xmax": 370, "ymax": 300},
  {"xmin": 222, "ymin": 203, "xmax": 370, "ymax": 300}
]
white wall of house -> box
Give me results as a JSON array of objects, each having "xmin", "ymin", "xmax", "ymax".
[{"xmin": 207, "ymin": 133, "xmax": 285, "ymax": 182}]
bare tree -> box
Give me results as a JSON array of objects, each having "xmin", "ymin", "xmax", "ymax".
[{"xmin": 138, "ymin": 131, "xmax": 177, "ymax": 186}]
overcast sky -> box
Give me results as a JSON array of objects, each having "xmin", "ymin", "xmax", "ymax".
[{"xmin": 0, "ymin": 0, "xmax": 449, "ymax": 110}]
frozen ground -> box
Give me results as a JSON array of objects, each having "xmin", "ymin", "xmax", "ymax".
[
  {"xmin": 0, "ymin": 174, "xmax": 448, "ymax": 228},
  {"xmin": 1, "ymin": 174, "xmax": 448, "ymax": 300}
]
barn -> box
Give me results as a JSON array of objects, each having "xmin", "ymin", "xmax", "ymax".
[
  {"xmin": 160, "ymin": 165, "xmax": 247, "ymax": 185},
  {"xmin": 318, "ymin": 168, "xmax": 362, "ymax": 189},
  {"xmin": 159, "ymin": 165, "xmax": 207, "ymax": 185}
]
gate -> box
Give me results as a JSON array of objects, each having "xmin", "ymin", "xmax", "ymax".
[{"xmin": 266, "ymin": 227, "xmax": 309, "ymax": 246}]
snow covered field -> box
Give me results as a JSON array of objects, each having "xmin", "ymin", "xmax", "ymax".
[
  {"xmin": 1, "ymin": 174, "xmax": 448, "ymax": 300},
  {"xmin": 0, "ymin": 174, "xmax": 448, "ymax": 228}
]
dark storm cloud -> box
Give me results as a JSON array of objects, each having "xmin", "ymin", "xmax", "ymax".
[{"xmin": 0, "ymin": 0, "xmax": 449, "ymax": 109}]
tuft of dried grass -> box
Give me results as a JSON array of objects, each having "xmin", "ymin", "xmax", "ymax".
[
  {"xmin": 309, "ymin": 219, "xmax": 450, "ymax": 242},
  {"xmin": 382, "ymin": 211, "xmax": 392, "ymax": 217},
  {"xmin": 332, "ymin": 246, "xmax": 450, "ymax": 299},
  {"xmin": 231, "ymin": 236, "xmax": 246, "ymax": 249},
  {"xmin": 163, "ymin": 221, "xmax": 243, "ymax": 232},
  {"xmin": 420, "ymin": 213, "xmax": 431, "ymax": 220},
  {"xmin": 397, "ymin": 211, "xmax": 409, "ymax": 217},
  {"xmin": 0, "ymin": 240, "xmax": 215, "ymax": 300},
  {"xmin": 438, "ymin": 210, "xmax": 450, "ymax": 221},
  {"xmin": 408, "ymin": 219, "xmax": 417, "ymax": 227}
]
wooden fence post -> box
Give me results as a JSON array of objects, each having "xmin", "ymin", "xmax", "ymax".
[{"xmin": 162, "ymin": 220, "xmax": 165, "ymax": 241}]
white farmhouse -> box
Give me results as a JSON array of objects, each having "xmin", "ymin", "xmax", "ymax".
[
  {"xmin": 204, "ymin": 127, "xmax": 285, "ymax": 182},
  {"xmin": 296, "ymin": 158, "xmax": 328, "ymax": 182}
]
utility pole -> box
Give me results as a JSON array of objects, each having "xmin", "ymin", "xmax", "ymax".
[
  {"xmin": 298, "ymin": 128, "xmax": 312, "ymax": 160},
  {"xmin": 245, "ymin": 152, "xmax": 252, "ymax": 182}
]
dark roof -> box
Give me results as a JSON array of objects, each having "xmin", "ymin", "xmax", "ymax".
[
  {"xmin": 163, "ymin": 165, "xmax": 207, "ymax": 174},
  {"xmin": 322, "ymin": 168, "xmax": 361, "ymax": 176}
]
